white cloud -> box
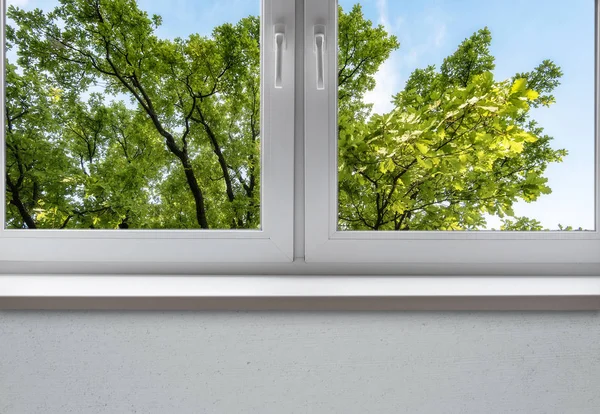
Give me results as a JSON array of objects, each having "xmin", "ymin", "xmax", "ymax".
[
  {"xmin": 364, "ymin": 0, "xmax": 402, "ymax": 114},
  {"xmin": 364, "ymin": 54, "xmax": 401, "ymax": 114},
  {"xmin": 375, "ymin": 0, "xmax": 391, "ymax": 32},
  {"xmin": 363, "ymin": 2, "xmax": 449, "ymax": 115},
  {"xmin": 433, "ymin": 23, "xmax": 447, "ymax": 47}
]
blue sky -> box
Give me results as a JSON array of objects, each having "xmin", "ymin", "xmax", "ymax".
[{"xmin": 7, "ymin": 0, "xmax": 597, "ymax": 230}]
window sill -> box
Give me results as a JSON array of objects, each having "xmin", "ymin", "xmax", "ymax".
[{"xmin": 1, "ymin": 275, "xmax": 599, "ymax": 310}]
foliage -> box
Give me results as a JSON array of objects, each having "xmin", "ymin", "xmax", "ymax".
[
  {"xmin": 500, "ymin": 217, "xmax": 544, "ymax": 231},
  {"xmin": 5, "ymin": 2, "xmax": 567, "ymax": 231},
  {"xmin": 338, "ymin": 22, "xmax": 567, "ymax": 231}
]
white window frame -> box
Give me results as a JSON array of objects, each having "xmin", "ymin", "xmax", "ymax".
[
  {"xmin": 304, "ymin": 0, "xmax": 600, "ymax": 273},
  {"xmin": 0, "ymin": 0, "xmax": 296, "ymax": 264},
  {"xmin": 1, "ymin": 0, "xmax": 599, "ymax": 310}
]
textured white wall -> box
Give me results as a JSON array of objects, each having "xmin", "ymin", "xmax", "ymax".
[{"xmin": 1, "ymin": 312, "xmax": 599, "ymax": 414}]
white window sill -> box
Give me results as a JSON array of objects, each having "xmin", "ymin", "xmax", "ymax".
[{"xmin": 1, "ymin": 274, "xmax": 599, "ymax": 310}]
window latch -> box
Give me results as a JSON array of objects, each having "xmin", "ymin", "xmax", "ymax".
[
  {"xmin": 274, "ymin": 24, "xmax": 286, "ymax": 89},
  {"xmin": 314, "ymin": 25, "xmax": 326, "ymax": 90}
]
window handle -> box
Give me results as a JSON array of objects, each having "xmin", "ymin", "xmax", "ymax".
[
  {"xmin": 274, "ymin": 25, "xmax": 286, "ymax": 89},
  {"xmin": 314, "ymin": 26, "xmax": 326, "ymax": 90}
]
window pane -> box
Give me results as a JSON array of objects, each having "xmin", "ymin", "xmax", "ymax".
[
  {"xmin": 4, "ymin": 0, "xmax": 261, "ymax": 229},
  {"xmin": 337, "ymin": 0, "xmax": 595, "ymax": 231}
]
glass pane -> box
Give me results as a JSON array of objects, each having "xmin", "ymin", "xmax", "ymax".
[
  {"xmin": 4, "ymin": 0, "xmax": 261, "ymax": 229},
  {"xmin": 337, "ymin": 0, "xmax": 595, "ymax": 231}
]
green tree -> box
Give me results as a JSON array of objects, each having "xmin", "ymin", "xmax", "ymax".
[
  {"xmin": 5, "ymin": 63, "xmax": 68, "ymax": 229},
  {"xmin": 5, "ymin": 2, "xmax": 567, "ymax": 231},
  {"xmin": 8, "ymin": 0, "xmax": 260, "ymax": 229},
  {"xmin": 338, "ymin": 21, "xmax": 566, "ymax": 230}
]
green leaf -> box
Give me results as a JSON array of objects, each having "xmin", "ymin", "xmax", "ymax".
[
  {"xmin": 511, "ymin": 78, "xmax": 527, "ymax": 94},
  {"xmin": 416, "ymin": 156, "xmax": 433, "ymax": 169},
  {"xmin": 379, "ymin": 158, "xmax": 395, "ymax": 174},
  {"xmin": 415, "ymin": 143, "xmax": 429, "ymax": 155},
  {"xmin": 525, "ymin": 89, "xmax": 539, "ymax": 100}
]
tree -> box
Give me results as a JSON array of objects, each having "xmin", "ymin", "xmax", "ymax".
[
  {"xmin": 5, "ymin": 2, "xmax": 567, "ymax": 231},
  {"xmin": 5, "ymin": 63, "xmax": 67, "ymax": 229},
  {"xmin": 338, "ymin": 21, "xmax": 566, "ymax": 230},
  {"xmin": 8, "ymin": 0, "xmax": 260, "ymax": 229}
]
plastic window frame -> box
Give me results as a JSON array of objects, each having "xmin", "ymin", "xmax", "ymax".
[
  {"xmin": 0, "ymin": 0, "xmax": 296, "ymax": 264},
  {"xmin": 0, "ymin": 0, "xmax": 599, "ymax": 310},
  {"xmin": 304, "ymin": 0, "xmax": 600, "ymax": 273}
]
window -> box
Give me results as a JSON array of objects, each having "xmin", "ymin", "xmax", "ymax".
[
  {"xmin": 1, "ymin": 0, "xmax": 599, "ymax": 309},
  {"xmin": 1, "ymin": 0, "xmax": 295, "ymax": 263},
  {"xmin": 304, "ymin": 0, "xmax": 600, "ymax": 271}
]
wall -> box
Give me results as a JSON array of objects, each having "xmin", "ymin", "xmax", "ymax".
[{"xmin": 1, "ymin": 311, "xmax": 599, "ymax": 414}]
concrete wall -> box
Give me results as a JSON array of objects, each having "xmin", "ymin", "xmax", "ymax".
[{"xmin": 1, "ymin": 311, "xmax": 599, "ymax": 413}]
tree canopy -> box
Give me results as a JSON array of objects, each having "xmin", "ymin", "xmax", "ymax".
[{"xmin": 5, "ymin": 1, "xmax": 567, "ymax": 230}]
